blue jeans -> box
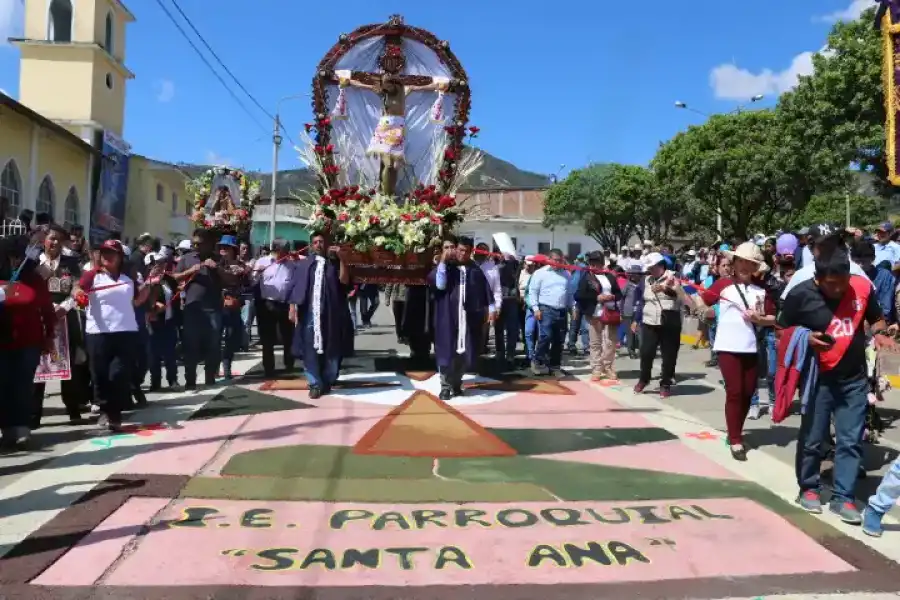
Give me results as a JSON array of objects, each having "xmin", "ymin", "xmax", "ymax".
[
  {"xmin": 567, "ymin": 310, "xmax": 589, "ymax": 350},
  {"xmin": 241, "ymin": 298, "xmax": 255, "ymax": 350},
  {"xmin": 524, "ymin": 311, "xmax": 537, "ymax": 361},
  {"xmin": 182, "ymin": 304, "xmax": 223, "ymax": 385},
  {"xmin": 359, "ymin": 285, "xmax": 380, "ymax": 326},
  {"xmin": 222, "ymin": 309, "xmax": 244, "ymax": 369},
  {"xmin": 796, "ymin": 374, "xmax": 869, "ymax": 503},
  {"xmin": 0, "ymin": 347, "xmax": 41, "ymax": 430},
  {"xmin": 303, "ymin": 312, "xmax": 340, "ymax": 389},
  {"xmin": 534, "ymin": 305, "xmax": 567, "ymax": 368},
  {"xmin": 868, "ymin": 455, "xmax": 900, "ymax": 514},
  {"xmin": 348, "ymin": 297, "xmax": 358, "ymax": 330},
  {"xmin": 494, "ymin": 300, "xmax": 520, "ymax": 359},
  {"xmin": 751, "ymin": 328, "xmax": 776, "ymax": 406},
  {"xmin": 149, "ymin": 319, "xmax": 178, "ymax": 386}
]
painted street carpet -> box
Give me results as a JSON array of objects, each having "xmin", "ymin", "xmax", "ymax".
[{"xmin": 1, "ymin": 366, "xmax": 899, "ymax": 599}]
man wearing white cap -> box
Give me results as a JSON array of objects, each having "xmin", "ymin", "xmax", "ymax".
[{"xmin": 681, "ymin": 249, "xmax": 697, "ymax": 279}]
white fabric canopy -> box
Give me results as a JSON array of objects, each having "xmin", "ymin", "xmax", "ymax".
[{"xmin": 326, "ymin": 35, "xmax": 456, "ymax": 195}]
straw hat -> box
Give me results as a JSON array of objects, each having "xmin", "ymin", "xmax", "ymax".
[{"xmin": 724, "ymin": 241, "xmax": 764, "ymax": 264}]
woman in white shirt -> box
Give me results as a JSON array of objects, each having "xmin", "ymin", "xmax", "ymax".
[
  {"xmin": 73, "ymin": 240, "xmax": 155, "ymax": 432},
  {"xmin": 700, "ymin": 242, "xmax": 776, "ymax": 461},
  {"xmin": 574, "ymin": 252, "xmax": 623, "ymax": 383}
]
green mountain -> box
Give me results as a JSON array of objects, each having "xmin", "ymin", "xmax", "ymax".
[{"xmin": 174, "ymin": 149, "xmax": 550, "ymax": 198}]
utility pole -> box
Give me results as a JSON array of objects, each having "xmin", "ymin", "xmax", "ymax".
[
  {"xmin": 845, "ymin": 191, "xmax": 851, "ymax": 229},
  {"xmin": 717, "ymin": 203, "xmax": 723, "ymax": 239},
  {"xmin": 270, "ymin": 114, "xmax": 282, "ymax": 247}
]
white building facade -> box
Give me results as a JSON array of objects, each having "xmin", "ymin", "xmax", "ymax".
[{"xmin": 455, "ymin": 187, "xmax": 599, "ymax": 259}]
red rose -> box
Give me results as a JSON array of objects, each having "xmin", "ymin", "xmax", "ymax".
[
  {"xmin": 338, "ymin": 212, "xmax": 349, "ymax": 221},
  {"xmin": 320, "ymin": 117, "xmax": 332, "ymax": 127},
  {"xmin": 304, "ymin": 123, "xmax": 314, "ymax": 132},
  {"xmin": 430, "ymin": 216, "xmax": 442, "ymax": 224},
  {"xmin": 326, "ymin": 144, "xmax": 334, "ymax": 153},
  {"xmin": 349, "ymin": 185, "xmax": 359, "ymax": 194},
  {"xmin": 444, "ymin": 148, "xmax": 456, "ymax": 161},
  {"xmin": 321, "ymin": 195, "xmax": 332, "ymax": 206},
  {"xmin": 401, "ymin": 214, "xmax": 413, "ymax": 222},
  {"xmin": 369, "ymin": 216, "xmax": 380, "ymax": 225},
  {"xmin": 315, "ymin": 146, "xmax": 324, "ymax": 155},
  {"xmin": 469, "ymin": 126, "xmax": 480, "ymax": 135},
  {"xmin": 416, "ymin": 211, "xmax": 427, "ymax": 219},
  {"xmin": 367, "ymin": 188, "xmax": 376, "ymax": 195}
]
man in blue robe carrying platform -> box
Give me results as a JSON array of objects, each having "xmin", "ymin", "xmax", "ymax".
[
  {"xmin": 428, "ymin": 235, "xmax": 493, "ymax": 400},
  {"xmin": 288, "ymin": 231, "xmax": 353, "ymax": 399}
]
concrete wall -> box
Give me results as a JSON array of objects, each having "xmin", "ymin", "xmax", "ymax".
[
  {"xmin": 124, "ymin": 157, "xmax": 191, "ymax": 241},
  {"xmin": 0, "ymin": 106, "xmax": 92, "ymax": 226},
  {"xmin": 457, "ymin": 221, "xmax": 599, "ymax": 258}
]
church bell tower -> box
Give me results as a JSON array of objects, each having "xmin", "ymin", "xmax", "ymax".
[{"xmin": 11, "ymin": 0, "xmax": 135, "ymax": 140}]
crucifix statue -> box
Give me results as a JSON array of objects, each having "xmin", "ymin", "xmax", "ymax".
[{"xmin": 331, "ymin": 28, "xmax": 451, "ymax": 198}]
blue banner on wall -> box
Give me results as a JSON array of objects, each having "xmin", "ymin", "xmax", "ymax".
[{"xmin": 91, "ymin": 130, "xmax": 130, "ymax": 244}]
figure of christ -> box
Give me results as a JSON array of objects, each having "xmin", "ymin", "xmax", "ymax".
[
  {"xmin": 210, "ymin": 186, "xmax": 236, "ymax": 214},
  {"xmin": 338, "ymin": 73, "xmax": 448, "ymax": 197}
]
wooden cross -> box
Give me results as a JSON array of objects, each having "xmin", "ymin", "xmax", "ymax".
[{"xmin": 318, "ymin": 21, "xmax": 467, "ymax": 197}]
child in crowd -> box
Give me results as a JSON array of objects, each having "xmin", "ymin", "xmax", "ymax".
[
  {"xmin": 863, "ymin": 460, "xmax": 899, "ymax": 537},
  {"xmin": 620, "ymin": 264, "xmax": 643, "ymax": 359}
]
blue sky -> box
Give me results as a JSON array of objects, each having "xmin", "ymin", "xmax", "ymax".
[{"xmin": 0, "ymin": 0, "xmax": 877, "ymax": 177}]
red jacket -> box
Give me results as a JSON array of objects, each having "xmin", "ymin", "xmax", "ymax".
[{"xmin": 0, "ymin": 272, "xmax": 56, "ymax": 350}]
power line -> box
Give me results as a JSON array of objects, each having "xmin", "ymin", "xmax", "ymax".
[
  {"xmin": 152, "ymin": 0, "xmax": 268, "ymax": 133},
  {"xmin": 168, "ymin": 0, "xmax": 275, "ymax": 122}
]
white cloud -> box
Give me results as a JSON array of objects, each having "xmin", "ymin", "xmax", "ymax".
[
  {"xmin": 0, "ymin": 0, "xmax": 24, "ymax": 47},
  {"xmin": 205, "ymin": 151, "xmax": 232, "ymax": 166},
  {"xmin": 710, "ymin": 51, "xmax": 817, "ymax": 100},
  {"xmin": 154, "ymin": 79, "xmax": 175, "ymax": 103},
  {"xmin": 817, "ymin": 0, "xmax": 877, "ymax": 23}
]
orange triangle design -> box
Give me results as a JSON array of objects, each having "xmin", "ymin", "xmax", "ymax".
[{"xmin": 353, "ymin": 391, "xmax": 518, "ymax": 458}]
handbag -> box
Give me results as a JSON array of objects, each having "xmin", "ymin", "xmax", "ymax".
[{"xmin": 595, "ymin": 274, "xmax": 621, "ymax": 325}]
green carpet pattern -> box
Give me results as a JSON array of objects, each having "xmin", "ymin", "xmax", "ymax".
[
  {"xmin": 489, "ymin": 428, "xmax": 678, "ymax": 455},
  {"xmin": 189, "ymin": 387, "xmax": 313, "ymax": 421},
  {"xmin": 181, "ymin": 476, "xmax": 554, "ymax": 502}
]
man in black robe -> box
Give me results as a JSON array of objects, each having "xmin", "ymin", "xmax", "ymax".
[
  {"xmin": 428, "ymin": 235, "xmax": 492, "ymax": 400},
  {"xmin": 288, "ymin": 231, "xmax": 353, "ymax": 399}
]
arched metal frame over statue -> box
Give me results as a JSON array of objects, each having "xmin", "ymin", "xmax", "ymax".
[
  {"xmin": 878, "ymin": 0, "xmax": 900, "ymax": 185},
  {"xmin": 310, "ymin": 14, "xmax": 473, "ymax": 198},
  {"xmin": 187, "ymin": 166, "xmax": 261, "ymax": 240}
]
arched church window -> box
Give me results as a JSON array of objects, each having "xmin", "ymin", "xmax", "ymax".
[
  {"xmin": 47, "ymin": 0, "xmax": 73, "ymax": 43},
  {"xmin": 64, "ymin": 187, "xmax": 79, "ymax": 226},
  {"xmin": 104, "ymin": 12, "xmax": 114, "ymax": 52},
  {"xmin": 37, "ymin": 176, "xmax": 56, "ymax": 221},
  {"xmin": 0, "ymin": 160, "xmax": 22, "ymax": 218}
]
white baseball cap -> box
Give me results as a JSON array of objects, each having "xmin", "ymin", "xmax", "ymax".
[{"xmin": 177, "ymin": 239, "xmax": 192, "ymax": 251}]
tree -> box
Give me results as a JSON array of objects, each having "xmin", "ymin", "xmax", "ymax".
[
  {"xmin": 651, "ymin": 110, "xmax": 789, "ymax": 240},
  {"xmin": 775, "ymin": 6, "xmax": 888, "ymax": 198},
  {"xmin": 543, "ymin": 163, "xmax": 655, "ymax": 249},
  {"xmin": 794, "ymin": 192, "xmax": 886, "ymax": 230}
]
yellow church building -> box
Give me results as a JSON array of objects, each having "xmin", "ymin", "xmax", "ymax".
[{"xmin": 1, "ymin": 0, "xmax": 193, "ymax": 242}]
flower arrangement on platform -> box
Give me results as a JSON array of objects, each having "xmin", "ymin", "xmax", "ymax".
[
  {"xmin": 303, "ymin": 184, "xmax": 462, "ymax": 255},
  {"xmin": 187, "ymin": 166, "xmax": 261, "ymax": 234}
]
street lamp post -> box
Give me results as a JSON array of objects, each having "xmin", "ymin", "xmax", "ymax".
[
  {"xmin": 269, "ymin": 93, "xmax": 310, "ymax": 247},
  {"xmin": 270, "ymin": 117, "xmax": 282, "ymax": 247},
  {"xmin": 673, "ymin": 95, "xmax": 764, "ymax": 236}
]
